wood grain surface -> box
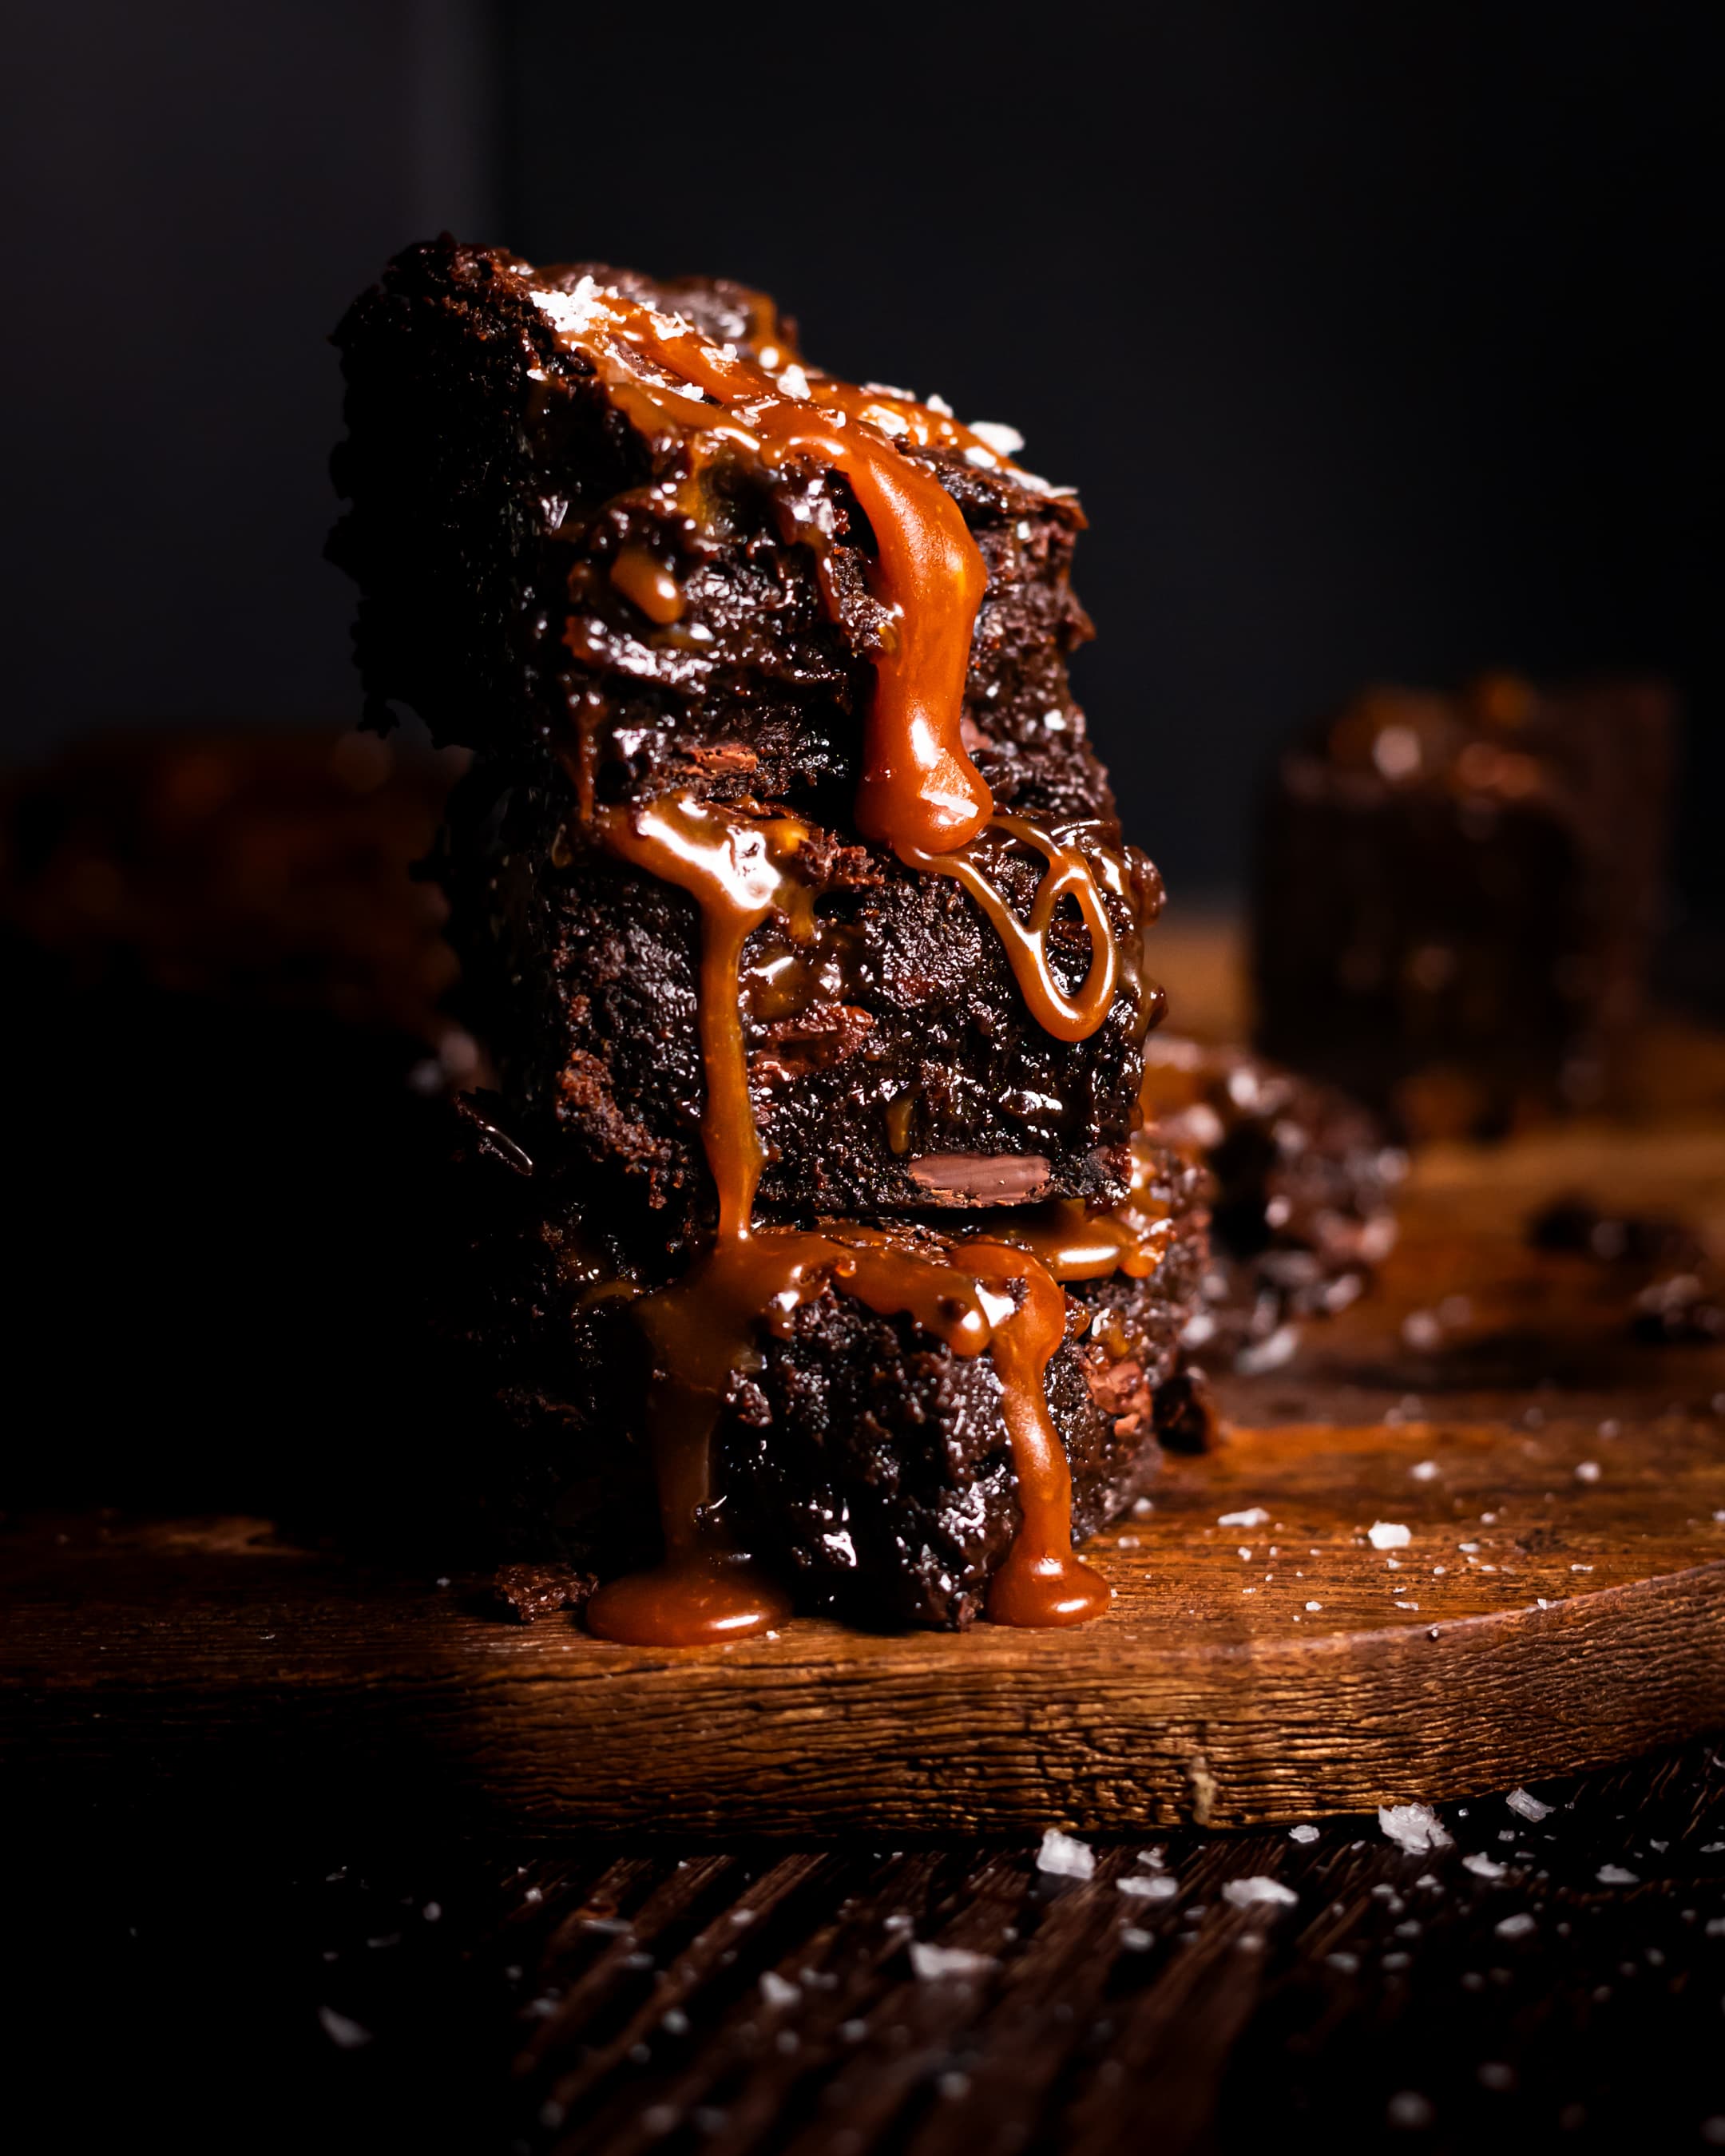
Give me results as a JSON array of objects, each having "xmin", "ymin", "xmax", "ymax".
[{"xmin": 5, "ymin": 1123, "xmax": 1723, "ymax": 1835}]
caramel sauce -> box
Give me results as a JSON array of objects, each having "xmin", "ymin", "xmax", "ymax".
[
  {"xmin": 526, "ymin": 275, "xmax": 1144, "ymax": 1643},
  {"xmin": 966, "ymin": 1242, "xmax": 1112, "ymax": 1628},
  {"xmin": 609, "ymin": 543, "xmax": 685, "ymax": 624},
  {"xmin": 985, "ymin": 1130, "xmax": 1178, "ymax": 1284},
  {"xmin": 577, "ymin": 787, "xmax": 1121, "ymax": 1645},
  {"xmin": 530, "ymin": 276, "xmax": 993, "ymax": 858},
  {"xmin": 899, "ymin": 813, "xmax": 1120, "ymax": 1044}
]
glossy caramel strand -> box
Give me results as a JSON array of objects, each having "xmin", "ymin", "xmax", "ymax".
[
  {"xmin": 577, "ymin": 789, "xmax": 1122, "ymax": 1644},
  {"xmin": 529, "ymin": 277, "xmax": 995, "ymax": 858},
  {"xmin": 963, "ymin": 1242, "xmax": 1113, "ymax": 1628},
  {"xmin": 899, "ymin": 813, "xmax": 1120, "ymax": 1044}
]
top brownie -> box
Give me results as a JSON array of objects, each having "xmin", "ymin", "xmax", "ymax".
[{"xmin": 331, "ymin": 242, "xmax": 1156, "ymax": 1239}]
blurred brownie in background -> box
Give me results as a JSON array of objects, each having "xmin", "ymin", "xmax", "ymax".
[
  {"xmin": 1252, "ymin": 675, "xmax": 1672, "ymax": 1139},
  {"xmin": 0, "ymin": 727, "xmax": 464, "ymax": 1511}
]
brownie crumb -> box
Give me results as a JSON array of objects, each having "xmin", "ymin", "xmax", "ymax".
[
  {"xmin": 1152, "ymin": 1362, "xmax": 1219, "ymax": 1453},
  {"xmin": 490, "ymin": 1563, "xmax": 598, "ymax": 1624}
]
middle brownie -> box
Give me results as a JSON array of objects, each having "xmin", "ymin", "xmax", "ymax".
[{"xmin": 442, "ymin": 746, "xmax": 1156, "ymax": 1249}]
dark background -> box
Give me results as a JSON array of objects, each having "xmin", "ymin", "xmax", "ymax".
[{"xmin": 2, "ymin": 0, "xmax": 1717, "ymax": 909}]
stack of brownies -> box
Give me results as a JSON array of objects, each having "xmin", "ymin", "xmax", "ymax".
[{"xmin": 331, "ymin": 242, "xmax": 1208, "ymax": 1634}]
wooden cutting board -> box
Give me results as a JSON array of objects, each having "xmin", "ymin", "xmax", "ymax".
[{"xmin": 6, "ymin": 1121, "xmax": 1723, "ymax": 1835}]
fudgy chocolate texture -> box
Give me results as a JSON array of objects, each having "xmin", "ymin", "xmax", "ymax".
[
  {"xmin": 1252, "ymin": 676, "xmax": 1671, "ymax": 1139},
  {"xmin": 1141, "ymin": 1036, "xmax": 1402, "ymax": 1373},
  {"xmin": 440, "ymin": 755, "xmax": 1153, "ymax": 1246},
  {"xmin": 438, "ymin": 1104, "xmax": 1208, "ymax": 1630},
  {"xmin": 331, "ymin": 240, "xmax": 1152, "ymax": 1224}
]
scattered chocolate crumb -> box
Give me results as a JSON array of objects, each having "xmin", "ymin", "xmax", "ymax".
[
  {"xmin": 1152, "ymin": 1362, "xmax": 1219, "ymax": 1453},
  {"xmin": 490, "ymin": 1563, "xmax": 598, "ymax": 1624}
]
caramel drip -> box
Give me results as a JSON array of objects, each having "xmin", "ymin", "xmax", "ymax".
[
  {"xmin": 609, "ymin": 543, "xmax": 684, "ymax": 624},
  {"xmin": 966, "ymin": 1242, "xmax": 1112, "ymax": 1627},
  {"xmin": 899, "ymin": 813, "xmax": 1120, "ymax": 1044},
  {"xmin": 981, "ymin": 1128, "xmax": 1178, "ymax": 1283},
  {"xmin": 530, "ymin": 278, "xmax": 993, "ymax": 857},
  {"xmin": 579, "ymin": 789, "xmax": 1116, "ymax": 1645},
  {"xmin": 590, "ymin": 791, "xmax": 812, "ymax": 1239}
]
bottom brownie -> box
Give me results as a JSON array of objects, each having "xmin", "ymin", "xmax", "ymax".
[{"xmin": 438, "ymin": 1105, "xmax": 1209, "ymax": 1631}]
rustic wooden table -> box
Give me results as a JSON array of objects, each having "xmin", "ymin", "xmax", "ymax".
[
  {"xmin": 10, "ymin": 1738, "xmax": 1725, "ymax": 2154},
  {"xmin": 9, "ymin": 1072, "xmax": 1725, "ymax": 2150}
]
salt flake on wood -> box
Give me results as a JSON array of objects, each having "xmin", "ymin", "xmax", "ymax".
[
  {"xmin": 1378, "ymin": 1803, "xmax": 1453, "ymax": 1853},
  {"xmin": 1222, "ymin": 1876, "xmax": 1298, "ymax": 1909},
  {"xmin": 1506, "ymin": 1787, "xmax": 1554, "ymax": 1822},
  {"xmin": 1369, "ymin": 1521, "xmax": 1412, "ymax": 1549},
  {"xmin": 1037, "ymin": 1827, "xmax": 1095, "ymax": 1880},
  {"xmin": 909, "ymin": 1942, "xmax": 994, "ymax": 1981}
]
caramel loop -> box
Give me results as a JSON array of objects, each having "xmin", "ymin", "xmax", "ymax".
[{"xmin": 898, "ymin": 814, "xmax": 1120, "ymax": 1044}]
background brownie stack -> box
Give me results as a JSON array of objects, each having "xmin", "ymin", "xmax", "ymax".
[
  {"xmin": 1253, "ymin": 675, "xmax": 1672, "ymax": 1139},
  {"xmin": 331, "ymin": 241, "xmax": 1208, "ymax": 1627}
]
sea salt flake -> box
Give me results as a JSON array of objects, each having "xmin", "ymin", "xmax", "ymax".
[
  {"xmin": 1120, "ymin": 1926, "xmax": 1153, "ymax": 1950},
  {"xmin": 759, "ymin": 1971, "xmax": 799, "ymax": 2007},
  {"xmin": 1506, "ymin": 1787, "xmax": 1554, "ymax": 1822},
  {"xmin": 909, "ymin": 1941, "xmax": 994, "ymax": 1981},
  {"xmin": 1369, "ymin": 1521, "xmax": 1412, "ymax": 1549},
  {"xmin": 968, "ymin": 419, "xmax": 1025, "ymax": 457},
  {"xmin": 1305, "ymin": 1600, "xmax": 1323, "ymax": 1612},
  {"xmin": 1117, "ymin": 1873, "xmax": 1178, "ymax": 1901},
  {"xmin": 1379, "ymin": 1803, "xmax": 1453, "ymax": 1853},
  {"xmin": 1596, "ymin": 1865, "xmax": 1640, "ymax": 1886},
  {"xmin": 1037, "ymin": 1828, "xmax": 1095, "ymax": 1880},
  {"xmin": 1410, "ymin": 1460, "xmax": 1440, "ymax": 1481},
  {"xmin": 1575, "ymin": 1460, "xmax": 1602, "ymax": 1484},
  {"xmin": 1219, "ymin": 1507, "xmax": 1270, "ymax": 1528},
  {"xmin": 1222, "ymin": 1876, "xmax": 1298, "ymax": 1909},
  {"xmin": 1464, "ymin": 1853, "xmax": 1508, "ymax": 1880},
  {"xmin": 1494, "ymin": 1911, "xmax": 1537, "ymax": 1938},
  {"xmin": 1289, "ymin": 1824, "xmax": 1320, "ymax": 1844},
  {"xmin": 318, "ymin": 2007, "xmax": 372, "ymax": 2050}
]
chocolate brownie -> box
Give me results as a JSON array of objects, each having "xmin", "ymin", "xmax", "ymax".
[
  {"xmin": 331, "ymin": 244, "xmax": 1194, "ymax": 1635},
  {"xmin": 331, "ymin": 241, "xmax": 1155, "ymax": 1233},
  {"xmin": 1252, "ymin": 675, "xmax": 1672, "ymax": 1138},
  {"xmin": 438, "ymin": 1102, "xmax": 1208, "ymax": 1631}
]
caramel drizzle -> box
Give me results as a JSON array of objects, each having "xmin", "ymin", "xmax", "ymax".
[
  {"xmin": 900, "ymin": 814, "xmax": 1120, "ymax": 1043},
  {"xmin": 532, "ymin": 273, "xmax": 1124, "ymax": 1048},
  {"xmin": 527, "ymin": 275, "xmax": 1136, "ymax": 1642},
  {"xmin": 581, "ymin": 798, "xmax": 1112, "ymax": 1647},
  {"xmin": 530, "ymin": 276, "xmax": 993, "ymax": 858}
]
